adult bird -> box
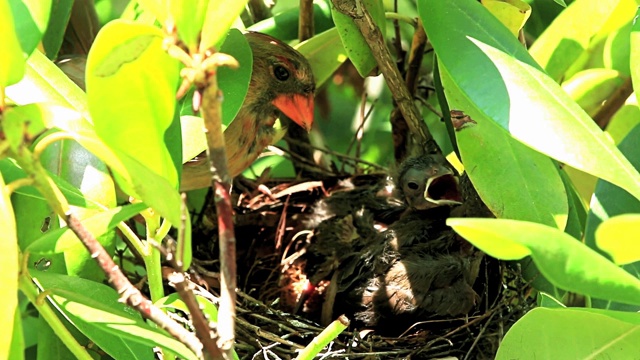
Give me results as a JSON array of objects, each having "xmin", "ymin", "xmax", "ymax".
[{"xmin": 180, "ymin": 32, "xmax": 315, "ymax": 191}]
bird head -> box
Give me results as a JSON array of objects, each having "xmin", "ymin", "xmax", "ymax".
[
  {"xmin": 397, "ymin": 155, "xmax": 463, "ymax": 210},
  {"xmin": 244, "ymin": 32, "xmax": 315, "ymax": 131}
]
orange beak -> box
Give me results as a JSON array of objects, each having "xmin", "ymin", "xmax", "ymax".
[{"xmin": 272, "ymin": 93, "xmax": 314, "ymax": 131}]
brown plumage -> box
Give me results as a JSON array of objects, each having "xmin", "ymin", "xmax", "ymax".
[{"xmin": 181, "ymin": 32, "xmax": 315, "ymax": 190}]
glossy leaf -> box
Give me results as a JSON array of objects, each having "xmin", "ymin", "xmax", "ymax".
[
  {"xmin": 596, "ymin": 214, "xmax": 640, "ymax": 266},
  {"xmin": 448, "ymin": 218, "xmax": 640, "ymax": 306},
  {"xmin": 9, "ymin": 0, "xmax": 52, "ymax": 57},
  {"xmin": 529, "ymin": 0, "xmax": 636, "ymax": 82},
  {"xmin": 440, "ymin": 66, "xmax": 568, "ymax": 229},
  {"xmin": 331, "ymin": 0, "xmax": 385, "ymax": 77},
  {"xmin": 6, "ymin": 51, "xmax": 183, "ymax": 225},
  {"xmin": 200, "ymin": 0, "xmax": 248, "ymax": 51},
  {"xmin": 34, "ymin": 271, "xmax": 196, "ymax": 360},
  {"xmin": 0, "ymin": 1, "xmax": 26, "ymax": 86},
  {"xmin": 26, "ymin": 203, "xmax": 147, "ymax": 254},
  {"xmin": 0, "ymin": 173, "xmax": 19, "ymax": 360},
  {"xmin": 297, "ymin": 27, "xmax": 347, "ymax": 89},
  {"xmin": 420, "ymin": 0, "xmax": 640, "ymax": 201},
  {"xmin": 497, "ymin": 308, "xmax": 640, "ymax": 359},
  {"xmin": 86, "ymin": 20, "xmax": 181, "ymax": 188}
]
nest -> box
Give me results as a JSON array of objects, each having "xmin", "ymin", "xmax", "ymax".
[{"xmin": 190, "ymin": 171, "xmax": 536, "ymax": 359}]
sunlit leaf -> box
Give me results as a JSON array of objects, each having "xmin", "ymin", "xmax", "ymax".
[{"xmin": 448, "ymin": 218, "xmax": 640, "ymax": 306}]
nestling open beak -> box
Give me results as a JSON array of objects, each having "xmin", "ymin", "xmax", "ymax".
[
  {"xmin": 424, "ymin": 172, "xmax": 463, "ymax": 206},
  {"xmin": 272, "ymin": 93, "xmax": 314, "ymax": 131}
]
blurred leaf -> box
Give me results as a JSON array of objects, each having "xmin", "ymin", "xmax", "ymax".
[
  {"xmin": 41, "ymin": 0, "xmax": 73, "ymax": 58},
  {"xmin": 0, "ymin": 173, "xmax": 19, "ymax": 360},
  {"xmin": 0, "ymin": 1, "xmax": 27, "ymax": 86},
  {"xmin": 606, "ymin": 94, "xmax": 640, "ymax": 145},
  {"xmin": 331, "ymin": 0, "xmax": 385, "ymax": 77},
  {"xmin": 170, "ymin": 0, "xmax": 208, "ymax": 50},
  {"xmin": 481, "ymin": 0, "xmax": 531, "ymax": 37},
  {"xmin": 631, "ymin": 7, "xmax": 640, "ymax": 107},
  {"xmin": 561, "ymin": 68, "xmax": 626, "ymax": 117},
  {"xmin": 441, "ymin": 67, "xmax": 568, "ymax": 229},
  {"xmin": 86, "ymin": 20, "xmax": 182, "ymax": 188},
  {"xmin": 596, "ymin": 214, "xmax": 640, "ymax": 266},
  {"xmin": 529, "ymin": 0, "xmax": 635, "ymax": 82},
  {"xmin": 200, "ymin": 0, "xmax": 248, "ymax": 51},
  {"xmin": 136, "ymin": 0, "xmax": 167, "ymax": 22},
  {"xmin": 497, "ymin": 308, "xmax": 640, "ymax": 359},
  {"xmin": 218, "ymin": 29, "xmax": 253, "ymax": 127},
  {"xmin": 448, "ymin": 218, "xmax": 640, "ymax": 306},
  {"xmin": 248, "ymin": 2, "xmax": 335, "ymax": 41},
  {"xmin": 180, "ymin": 115, "xmax": 207, "ymax": 163},
  {"xmin": 26, "ymin": 203, "xmax": 147, "ymax": 254},
  {"xmin": 9, "ymin": 0, "xmax": 52, "ymax": 57},
  {"xmin": 34, "ymin": 271, "xmax": 194, "ymax": 360},
  {"xmin": 297, "ymin": 27, "xmax": 347, "ymax": 88},
  {"xmin": 420, "ymin": 0, "xmax": 640, "ymax": 202}
]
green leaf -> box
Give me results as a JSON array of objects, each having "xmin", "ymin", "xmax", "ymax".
[
  {"xmin": 170, "ymin": 0, "xmax": 208, "ymax": 50},
  {"xmin": 86, "ymin": 20, "xmax": 182, "ymax": 188},
  {"xmin": 41, "ymin": 0, "xmax": 72, "ymax": 59},
  {"xmin": 331, "ymin": 0, "xmax": 385, "ymax": 77},
  {"xmin": 497, "ymin": 308, "xmax": 640, "ymax": 359},
  {"xmin": 440, "ymin": 67, "xmax": 568, "ymax": 229},
  {"xmin": 447, "ymin": 218, "xmax": 640, "ymax": 306},
  {"xmin": 248, "ymin": 2, "xmax": 335, "ymax": 42},
  {"xmin": 34, "ymin": 271, "xmax": 196, "ymax": 360},
  {"xmin": 631, "ymin": 7, "xmax": 640, "ymax": 107},
  {"xmin": 0, "ymin": 173, "xmax": 19, "ymax": 360},
  {"xmin": 218, "ymin": 29, "xmax": 253, "ymax": 127},
  {"xmin": 583, "ymin": 124, "xmax": 640, "ymax": 310},
  {"xmin": 200, "ymin": 0, "xmax": 248, "ymax": 51},
  {"xmin": 297, "ymin": 27, "xmax": 347, "ymax": 89},
  {"xmin": 529, "ymin": 0, "xmax": 636, "ymax": 82},
  {"xmin": 0, "ymin": 1, "xmax": 27, "ymax": 86},
  {"xmin": 26, "ymin": 203, "xmax": 147, "ymax": 254},
  {"xmin": 596, "ymin": 214, "xmax": 640, "ymax": 266},
  {"xmin": 8, "ymin": 0, "xmax": 52, "ymax": 58},
  {"xmin": 0, "ymin": 158, "xmax": 101, "ymax": 210},
  {"xmin": 419, "ymin": 0, "xmax": 640, "ymax": 201}
]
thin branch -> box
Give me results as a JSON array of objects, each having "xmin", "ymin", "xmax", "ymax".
[
  {"xmin": 330, "ymin": 0, "xmax": 437, "ymax": 156},
  {"xmin": 593, "ymin": 76, "xmax": 633, "ymax": 129},
  {"xmin": 66, "ymin": 213, "xmax": 204, "ymax": 358}
]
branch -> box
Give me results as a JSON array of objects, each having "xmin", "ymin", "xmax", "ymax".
[
  {"xmin": 331, "ymin": 0, "xmax": 437, "ymax": 155},
  {"xmin": 199, "ymin": 56, "xmax": 238, "ymax": 360}
]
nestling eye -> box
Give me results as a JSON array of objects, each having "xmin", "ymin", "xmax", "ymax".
[
  {"xmin": 273, "ymin": 65, "xmax": 290, "ymax": 81},
  {"xmin": 407, "ymin": 181, "xmax": 420, "ymax": 191}
]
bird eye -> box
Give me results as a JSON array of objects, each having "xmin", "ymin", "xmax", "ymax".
[
  {"xmin": 407, "ymin": 181, "xmax": 420, "ymax": 190},
  {"xmin": 273, "ymin": 65, "xmax": 290, "ymax": 81}
]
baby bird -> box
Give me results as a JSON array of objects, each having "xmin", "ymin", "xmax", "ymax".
[{"xmin": 329, "ymin": 155, "xmax": 480, "ymax": 331}]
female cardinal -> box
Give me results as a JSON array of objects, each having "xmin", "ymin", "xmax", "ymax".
[{"xmin": 181, "ymin": 32, "xmax": 315, "ymax": 191}]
